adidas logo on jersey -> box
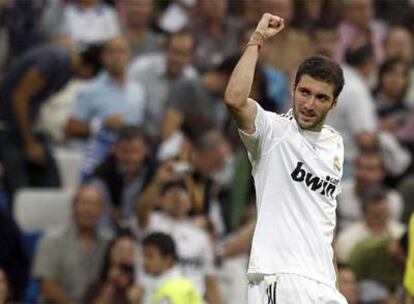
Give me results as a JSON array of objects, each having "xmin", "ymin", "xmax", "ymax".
[{"xmin": 290, "ymin": 162, "xmax": 338, "ymax": 199}]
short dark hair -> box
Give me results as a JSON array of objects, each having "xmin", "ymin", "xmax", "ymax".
[
  {"xmin": 294, "ymin": 55, "xmax": 344, "ymax": 98},
  {"xmin": 360, "ymin": 186, "xmax": 388, "ymax": 212},
  {"xmin": 143, "ymin": 232, "xmax": 178, "ymax": 261},
  {"xmin": 214, "ymin": 54, "xmax": 240, "ymax": 76},
  {"xmin": 345, "ymin": 44, "xmax": 374, "ymax": 68},
  {"xmin": 117, "ymin": 125, "xmax": 152, "ymax": 146},
  {"xmin": 161, "ymin": 179, "xmax": 188, "ymax": 195},
  {"xmin": 375, "ymin": 57, "xmax": 409, "ymax": 98},
  {"xmin": 79, "ymin": 44, "xmax": 103, "ymax": 76}
]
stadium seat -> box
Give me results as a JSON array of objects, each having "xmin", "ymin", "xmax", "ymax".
[
  {"xmin": 14, "ymin": 188, "xmax": 74, "ymax": 232},
  {"xmin": 53, "ymin": 147, "xmax": 83, "ymax": 190}
]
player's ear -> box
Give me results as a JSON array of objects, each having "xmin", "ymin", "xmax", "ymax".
[{"xmin": 330, "ymin": 98, "xmax": 337, "ymax": 109}]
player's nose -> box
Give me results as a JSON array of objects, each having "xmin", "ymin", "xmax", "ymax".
[{"xmin": 304, "ymin": 96, "xmax": 316, "ymax": 109}]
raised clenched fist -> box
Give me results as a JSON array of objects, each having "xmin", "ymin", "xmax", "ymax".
[{"xmin": 255, "ymin": 13, "xmax": 284, "ymax": 39}]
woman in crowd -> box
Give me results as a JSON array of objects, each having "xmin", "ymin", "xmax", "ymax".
[
  {"xmin": 373, "ymin": 57, "xmax": 414, "ymax": 144},
  {"xmin": 84, "ymin": 232, "xmax": 141, "ymax": 304}
]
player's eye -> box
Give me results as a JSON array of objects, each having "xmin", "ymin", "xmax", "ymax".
[
  {"xmin": 299, "ymin": 88, "xmax": 310, "ymax": 97},
  {"xmin": 316, "ymin": 95, "xmax": 330, "ymax": 102}
]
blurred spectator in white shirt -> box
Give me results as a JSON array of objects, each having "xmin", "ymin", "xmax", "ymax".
[
  {"xmin": 325, "ymin": 44, "xmax": 378, "ymax": 177},
  {"xmin": 117, "ymin": 0, "xmax": 165, "ymax": 57},
  {"xmin": 337, "ymin": 150, "xmax": 404, "ymax": 229},
  {"xmin": 336, "ymin": 186, "xmax": 405, "ymax": 263},
  {"xmin": 129, "ymin": 31, "xmax": 197, "ymax": 135},
  {"xmin": 57, "ymin": 0, "xmax": 120, "ymax": 47}
]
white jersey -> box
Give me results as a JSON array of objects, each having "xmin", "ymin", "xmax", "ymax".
[
  {"xmin": 147, "ymin": 212, "xmax": 215, "ymax": 294},
  {"xmin": 239, "ymin": 104, "xmax": 344, "ymax": 288}
]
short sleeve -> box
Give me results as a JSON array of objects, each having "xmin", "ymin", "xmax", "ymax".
[
  {"xmin": 33, "ymin": 234, "xmax": 60, "ymax": 280},
  {"xmin": 238, "ymin": 103, "xmax": 289, "ymax": 160}
]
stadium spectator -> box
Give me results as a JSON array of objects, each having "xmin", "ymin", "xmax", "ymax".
[
  {"xmin": 383, "ymin": 25, "xmax": 414, "ymax": 110},
  {"xmin": 156, "ymin": 128, "xmax": 234, "ymax": 235},
  {"xmin": 373, "ymin": 57, "xmax": 414, "ymax": 144},
  {"xmin": 141, "ymin": 232, "xmax": 202, "ymax": 304},
  {"xmin": 349, "ymin": 235, "xmax": 406, "ymax": 298},
  {"xmin": 65, "ymin": 36, "xmax": 146, "ymax": 178},
  {"xmin": 1, "ymin": 1, "xmax": 45, "ymax": 64},
  {"xmin": 129, "ymin": 31, "xmax": 197, "ymax": 135},
  {"xmin": 54, "ymin": 0, "xmax": 120, "ymax": 47},
  {"xmin": 117, "ymin": 0, "xmax": 164, "ymax": 57},
  {"xmin": 325, "ymin": 44, "xmax": 378, "ymax": 177},
  {"xmin": 162, "ymin": 56, "xmax": 236, "ymax": 139},
  {"xmin": 312, "ymin": 21, "xmax": 341, "ymax": 61},
  {"xmin": 0, "ymin": 42, "xmax": 101, "ymax": 198},
  {"xmin": 336, "ymin": 186, "xmax": 405, "ymax": 263},
  {"xmin": 84, "ymin": 232, "xmax": 139, "ymax": 304},
  {"xmin": 338, "ymin": 150, "xmax": 404, "ymax": 229},
  {"xmin": 384, "ymin": 26, "xmax": 414, "ymax": 65},
  {"xmin": 33, "ymin": 184, "xmax": 111, "ymax": 303},
  {"xmin": 192, "ymin": 0, "xmax": 244, "ymax": 72},
  {"xmin": 136, "ymin": 179, "xmax": 221, "ymax": 303},
  {"xmin": 337, "ymin": 264, "xmax": 360, "ymax": 304},
  {"xmin": 337, "ymin": 0, "xmax": 386, "ymax": 62},
  {"xmin": 357, "ymin": 279, "xmax": 397, "ymax": 304},
  {"xmin": 91, "ymin": 126, "xmax": 154, "ymax": 228},
  {"xmin": 66, "ymin": 36, "xmax": 145, "ymax": 139}
]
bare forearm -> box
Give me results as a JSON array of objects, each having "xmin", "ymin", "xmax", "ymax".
[
  {"xmin": 205, "ymin": 276, "xmax": 221, "ymax": 304},
  {"xmin": 137, "ymin": 181, "xmax": 161, "ymax": 228},
  {"xmin": 224, "ymin": 45, "xmax": 260, "ymax": 110},
  {"xmin": 221, "ymin": 220, "xmax": 255, "ymax": 258},
  {"xmin": 11, "ymin": 68, "xmax": 46, "ymax": 145},
  {"xmin": 161, "ymin": 108, "xmax": 183, "ymax": 140},
  {"xmin": 64, "ymin": 118, "xmax": 90, "ymax": 139},
  {"xmin": 12, "ymin": 94, "xmax": 35, "ymax": 145},
  {"xmin": 224, "ymin": 14, "xmax": 284, "ymax": 132}
]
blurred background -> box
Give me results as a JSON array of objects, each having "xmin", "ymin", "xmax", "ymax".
[{"xmin": 0, "ymin": 0, "xmax": 413, "ymax": 303}]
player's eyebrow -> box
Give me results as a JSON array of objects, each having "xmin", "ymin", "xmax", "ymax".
[
  {"xmin": 316, "ymin": 93, "xmax": 331, "ymax": 100},
  {"xmin": 298, "ymin": 86, "xmax": 310, "ymax": 93}
]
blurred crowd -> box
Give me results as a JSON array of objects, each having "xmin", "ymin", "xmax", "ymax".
[{"xmin": 0, "ymin": 0, "xmax": 414, "ymax": 303}]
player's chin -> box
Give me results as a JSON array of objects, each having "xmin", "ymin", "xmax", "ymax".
[{"xmin": 298, "ymin": 117, "xmax": 317, "ymax": 130}]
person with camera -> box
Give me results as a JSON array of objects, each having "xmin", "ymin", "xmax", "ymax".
[
  {"xmin": 84, "ymin": 232, "xmax": 142, "ymax": 304},
  {"xmin": 134, "ymin": 169, "xmax": 221, "ymax": 304}
]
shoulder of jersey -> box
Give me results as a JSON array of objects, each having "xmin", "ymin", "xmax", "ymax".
[
  {"xmin": 277, "ymin": 109, "xmax": 294, "ymax": 121},
  {"xmin": 323, "ymin": 124, "xmax": 344, "ymax": 148},
  {"xmin": 323, "ymin": 124, "xmax": 343, "ymax": 138}
]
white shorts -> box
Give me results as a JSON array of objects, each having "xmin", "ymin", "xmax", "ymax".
[{"xmin": 247, "ymin": 273, "xmax": 348, "ymax": 304}]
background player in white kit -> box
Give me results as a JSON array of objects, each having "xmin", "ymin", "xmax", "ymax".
[{"xmin": 225, "ymin": 13, "xmax": 348, "ymax": 304}]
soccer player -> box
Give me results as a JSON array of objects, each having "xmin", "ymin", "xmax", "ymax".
[{"xmin": 225, "ymin": 13, "xmax": 347, "ymax": 303}]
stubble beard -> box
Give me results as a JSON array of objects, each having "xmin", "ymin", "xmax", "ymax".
[{"xmin": 293, "ymin": 102, "xmax": 328, "ymax": 131}]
